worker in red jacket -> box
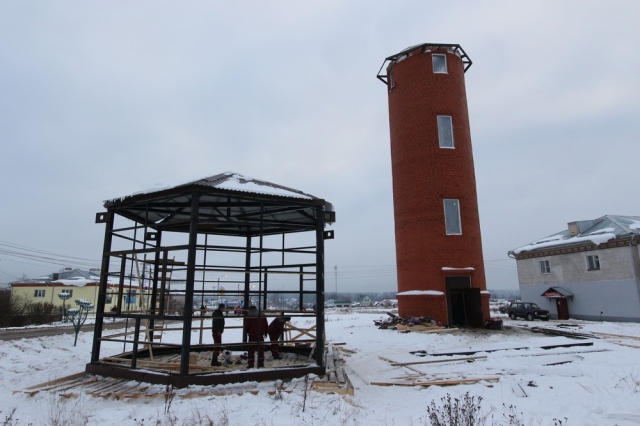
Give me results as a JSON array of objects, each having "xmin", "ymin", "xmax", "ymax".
[
  {"xmin": 243, "ymin": 306, "xmax": 268, "ymax": 368},
  {"xmin": 268, "ymin": 312, "xmax": 291, "ymax": 360}
]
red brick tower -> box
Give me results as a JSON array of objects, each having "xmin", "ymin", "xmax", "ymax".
[{"xmin": 377, "ymin": 44, "xmax": 489, "ymax": 327}]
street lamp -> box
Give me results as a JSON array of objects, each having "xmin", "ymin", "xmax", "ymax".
[{"xmin": 217, "ymin": 274, "xmax": 227, "ymax": 305}]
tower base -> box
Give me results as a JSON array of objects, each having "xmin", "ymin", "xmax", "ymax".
[{"xmin": 397, "ymin": 292, "xmax": 490, "ymax": 328}]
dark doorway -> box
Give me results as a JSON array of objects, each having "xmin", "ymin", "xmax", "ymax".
[
  {"xmin": 445, "ymin": 276, "xmax": 482, "ymax": 327},
  {"xmin": 556, "ymin": 298, "xmax": 569, "ymax": 320},
  {"xmin": 462, "ymin": 287, "xmax": 483, "ymax": 327}
]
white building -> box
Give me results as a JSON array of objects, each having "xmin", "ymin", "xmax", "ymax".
[{"xmin": 508, "ymin": 215, "xmax": 640, "ymax": 322}]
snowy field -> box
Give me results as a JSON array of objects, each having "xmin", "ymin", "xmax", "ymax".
[{"xmin": 2, "ymin": 310, "xmax": 640, "ymax": 425}]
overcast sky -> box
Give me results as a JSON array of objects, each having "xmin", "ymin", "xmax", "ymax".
[{"xmin": 1, "ymin": 1, "xmax": 639, "ymax": 293}]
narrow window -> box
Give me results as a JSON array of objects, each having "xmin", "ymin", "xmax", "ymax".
[
  {"xmin": 443, "ymin": 199, "xmax": 462, "ymax": 235},
  {"xmin": 540, "ymin": 260, "xmax": 550, "ymax": 274},
  {"xmin": 389, "ymin": 69, "xmax": 395, "ymax": 89},
  {"xmin": 587, "ymin": 255, "xmax": 601, "ymax": 271},
  {"xmin": 437, "ymin": 115, "xmax": 454, "ymax": 148},
  {"xmin": 432, "ymin": 54, "xmax": 447, "ymax": 73}
]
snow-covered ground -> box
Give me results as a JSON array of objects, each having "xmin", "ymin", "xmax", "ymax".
[{"xmin": 2, "ymin": 310, "xmax": 640, "ymax": 425}]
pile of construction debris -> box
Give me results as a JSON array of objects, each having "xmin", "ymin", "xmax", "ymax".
[{"xmin": 374, "ymin": 312, "xmax": 454, "ymax": 334}]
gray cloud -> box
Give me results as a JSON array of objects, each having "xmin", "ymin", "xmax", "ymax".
[{"xmin": 1, "ymin": 1, "xmax": 639, "ymax": 292}]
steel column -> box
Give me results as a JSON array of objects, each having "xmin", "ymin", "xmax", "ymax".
[
  {"xmin": 91, "ymin": 210, "xmax": 114, "ymax": 363},
  {"xmin": 180, "ymin": 193, "xmax": 200, "ymax": 375},
  {"xmin": 315, "ymin": 204, "xmax": 325, "ymax": 367}
]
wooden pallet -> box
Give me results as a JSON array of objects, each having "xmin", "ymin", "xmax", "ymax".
[
  {"xmin": 312, "ymin": 344, "xmax": 354, "ymax": 395},
  {"xmin": 16, "ymin": 344, "xmax": 353, "ymax": 399}
]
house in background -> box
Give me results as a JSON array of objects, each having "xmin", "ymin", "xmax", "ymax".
[
  {"xmin": 358, "ymin": 295, "xmax": 373, "ymax": 307},
  {"xmin": 508, "ymin": 215, "xmax": 640, "ymax": 322},
  {"xmin": 325, "ymin": 299, "xmax": 351, "ymax": 308},
  {"xmin": 10, "ymin": 267, "xmax": 144, "ymax": 313}
]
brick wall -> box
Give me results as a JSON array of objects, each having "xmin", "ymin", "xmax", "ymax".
[{"xmin": 398, "ymin": 294, "xmax": 447, "ymax": 323}]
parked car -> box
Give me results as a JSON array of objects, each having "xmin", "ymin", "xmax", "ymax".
[{"xmin": 507, "ymin": 302, "xmax": 550, "ymax": 321}]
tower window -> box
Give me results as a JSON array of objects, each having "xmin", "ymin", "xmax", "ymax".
[
  {"xmin": 443, "ymin": 199, "xmax": 462, "ymax": 235},
  {"xmin": 437, "ymin": 116, "xmax": 454, "ymax": 148},
  {"xmin": 432, "ymin": 54, "xmax": 447, "ymax": 73},
  {"xmin": 587, "ymin": 255, "xmax": 601, "ymax": 271},
  {"xmin": 540, "ymin": 260, "xmax": 550, "ymax": 274},
  {"xmin": 389, "ymin": 69, "xmax": 395, "ymax": 90}
]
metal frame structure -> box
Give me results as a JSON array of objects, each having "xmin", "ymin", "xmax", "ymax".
[
  {"xmin": 86, "ymin": 173, "xmax": 335, "ymax": 388},
  {"xmin": 376, "ymin": 43, "xmax": 472, "ymax": 85}
]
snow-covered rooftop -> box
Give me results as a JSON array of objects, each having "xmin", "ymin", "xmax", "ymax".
[
  {"xmin": 108, "ymin": 172, "xmax": 319, "ymax": 203},
  {"xmin": 510, "ymin": 214, "xmax": 640, "ymax": 255}
]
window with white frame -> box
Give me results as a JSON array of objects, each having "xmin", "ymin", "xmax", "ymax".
[
  {"xmin": 389, "ymin": 69, "xmax": 395, "ymax": 89},
  {"xmin": 60, "ymin": 289, "xmax": 73, "ymax": 297},
  {"xmin": 539, "ymin": 260, "xmax": 550, "ymax": 274},
  {"xmin": 34, "ymin": 289, "xmax": 45, "ymax": 298},
  {"xmin": 432, "ymin": 54, "xmax": 447, "ymax": 73},
  {"xmin": 587, "ymin": 255, "xmax": 601, "ymax": 271},
  {"xmin": 443, "ymin": 199, "xmax": 462, "ymax": 235},
  {"xmin": 437, "ymin": 115, "xmax": 454, "ymax": 148}
]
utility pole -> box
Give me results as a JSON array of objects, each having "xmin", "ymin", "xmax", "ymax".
[{"xmin": 334, "ymin": 265, "xmax": 337, "ymax": 299}]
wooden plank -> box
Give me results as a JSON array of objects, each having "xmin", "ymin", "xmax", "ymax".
[
  {"xmin": 613, "ymin": 342, "xmax": 640, "ymax": 349},
  {"xmin": 414, "ymin": 376, "xmax": 500, "ymax": 387},
  {"xmin": 593, "ymin": 331, "xmax": 640, "ymax": 341},
  {"xmin": 370, "ymin": 381, "xmax": 416, "ymax": 387},
  {"xmin": 391, "ymin": 355, "xmax": 487, "ymax": 367},
  {"xmin": 23, "ymin": 372, "xmax": 87, "ymax": 390},
  {"xmin": 390, "ymin": 374, "xmax": 425, "ymax": 380},
  {"xmin": 44, "ymin": 376, "xmax": 98, "ymax": 393},
  {"xmin": 515, "ymin": 348, "xmax": 610, "ymax": 357},
  {"xmin": 288, "ymin": 324, "xmax": 317, "ymax": 341},
  {"xmin": 539, "ymin": 341, "xmax": 593, "ymax": 350}
]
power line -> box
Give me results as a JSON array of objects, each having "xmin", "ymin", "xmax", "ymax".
[{"xmin": 0, "ymin": 240, "xmax": 102, "ymax": 272}]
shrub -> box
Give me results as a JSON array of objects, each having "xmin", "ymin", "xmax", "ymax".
[
  {"xmin": 426, "ymin": 392, "xmax": 488, "ymax": 426},
  {"xmin": 28, "ymin": 302, "xmax": 60, "ymax": 325},
  {"xmin": 0, "ymin": 291, "xmax": 60, "ymax": 327}
]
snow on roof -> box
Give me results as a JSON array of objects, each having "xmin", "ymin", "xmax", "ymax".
[
  {"xmin": 510, "ymin": 215, "xmax": 640, "ymax": 255},
  {"xmin": 215, "ymin": 173, "xmax": 313, "ymax": 200},
  {"xmin": 55, "ymin": 279, "xmax": 94, "ymax": 287},
  {"xmin": 109, "ymin": 172, "xmax": 316, "ymax": 203},
  {"xmin": 396, "ymin": 290, "xmax": 444, "ymax": 296}
]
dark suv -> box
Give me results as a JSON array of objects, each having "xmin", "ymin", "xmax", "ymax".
[{"xmin": 508, "ymin": 302, "xmax": 550, "ymax": 321}]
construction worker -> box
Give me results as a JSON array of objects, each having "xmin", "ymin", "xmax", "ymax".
[
  {"xmin": 243, "ymin": 306, "xmax": 268, "ymax": 368},
  {"xmin": 211, "ymin": 303, "xmax": 225, "ymax": 366}
]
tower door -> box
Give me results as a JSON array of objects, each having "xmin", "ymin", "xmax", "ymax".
[
  {"xmin": 445, "ymin": 276, "xmax": 483, "ymax": 328},
  {"xmin": 446, "ymin": 276, "xmax": 469, "ymax": 327},
  {"xmin": 462, "ymin": 288, "xmax": 483, "ymax": 327}
]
